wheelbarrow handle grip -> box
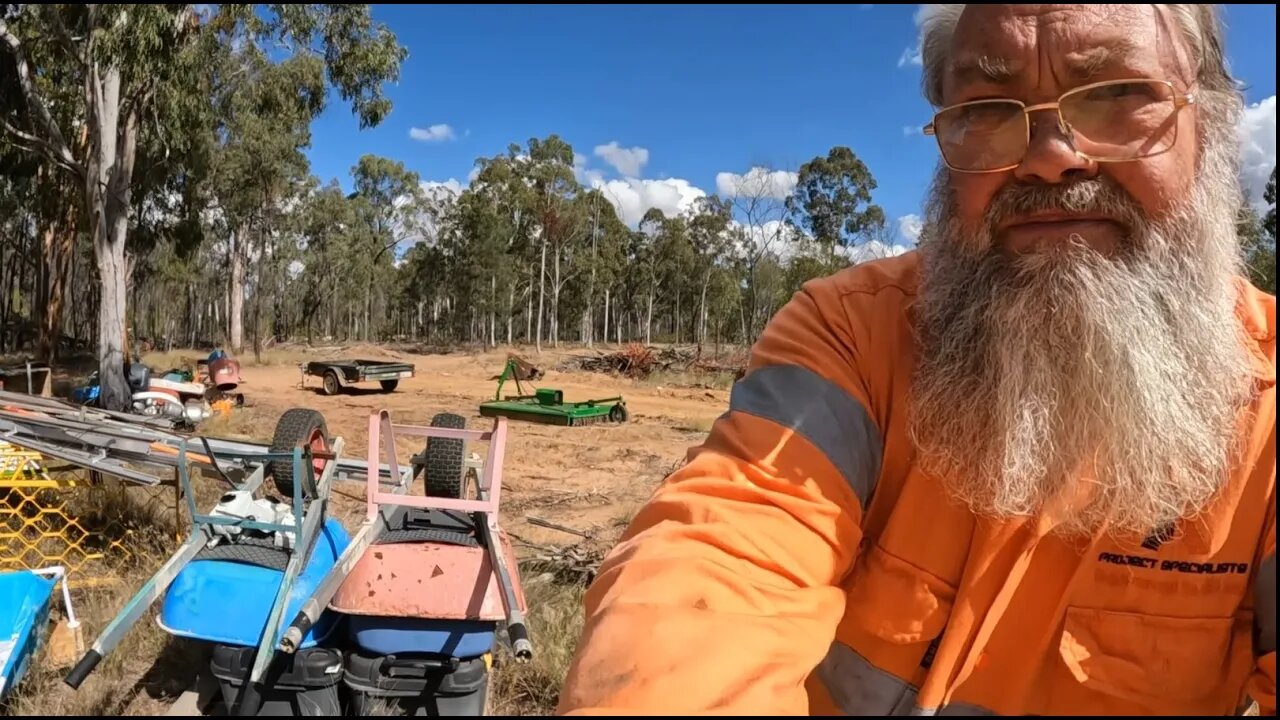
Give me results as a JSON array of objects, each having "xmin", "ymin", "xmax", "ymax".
[
  {"xmin": 509, "ymin": 622, "xmax": 533, "ymax": 662},
  {"xmin": 64, "ymin": 649, "xmax": 103, "ymax": 689}
]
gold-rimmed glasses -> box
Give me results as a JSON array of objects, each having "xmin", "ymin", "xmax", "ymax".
[{"xmin": 922, "ymin": 78, "xmax": 1196, "ymax": 173}]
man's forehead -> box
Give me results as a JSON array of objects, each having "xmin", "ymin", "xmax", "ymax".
[{"xmin": 945, "ymin": 4, "xmax": 1190, "ymax": 91}]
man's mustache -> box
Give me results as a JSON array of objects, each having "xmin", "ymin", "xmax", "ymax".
[{"xmin": 981, "ymin": 177, "xmax": 1146, "ymax": 236}]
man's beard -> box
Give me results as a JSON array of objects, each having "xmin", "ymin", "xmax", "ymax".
[{"xmin": 908, "ymin": 142, "xmax": 1256, "ymax": 540}]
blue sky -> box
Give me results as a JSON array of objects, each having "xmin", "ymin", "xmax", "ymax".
[{"xmin": 304, "ymin": 4, "xmax": 1278, "ymax": 247}]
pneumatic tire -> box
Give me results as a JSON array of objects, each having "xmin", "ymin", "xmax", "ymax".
[
  {"xmin": 424, "ymin": 412, "xmax": 467, "ymax": 498},
  {"xmin": 268, "ymin": 408, "xmax": 329, "ymax": 500}
]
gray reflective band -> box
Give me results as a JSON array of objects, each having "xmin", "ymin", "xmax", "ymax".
[
  {"xmin": 729, "ymin": 364, "xmax": 882, "ymax": 507},
  {"xmin": 1258, "ymin": 552, "xmax": 1276, "ymax": 656},
  {"xmin": 817, "ymin": 641, "xmax": 918, "ymax": 715},
  {"xmin": 817, "ymin": 642, "xmax": 996, "ymax": 716}
]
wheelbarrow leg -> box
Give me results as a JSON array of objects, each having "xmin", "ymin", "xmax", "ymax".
[{"xmin": 64, "ymin": 531, "xmax": 210, "ymax": 689}]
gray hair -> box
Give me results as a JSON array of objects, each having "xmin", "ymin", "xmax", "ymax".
[
  {"xmin": 919, "ymin": 5, "xmax": 1239, "ymax": 104},
  {"xmin": 918, "ymin": 4, "xmax": 1243, "ymax": 171}
]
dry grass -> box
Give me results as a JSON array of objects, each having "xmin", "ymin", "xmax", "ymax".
[
  {"xmin": 2, "ymin": 480, "xmax": 198, "ymax": 717},
  {"xmin": 676, "ymin": 416, "xmax": 717, "ymax": 434},
  {"xmin": 2, "ymin": 472, "xmax": 608, "ymax": 717},
  {"xmin": 642, "ymin": 368, "xmax": 738, "ymax": 391},
  {"xmin": 488, "ymin": 576, "xmax": 589, "ymax": 716}
]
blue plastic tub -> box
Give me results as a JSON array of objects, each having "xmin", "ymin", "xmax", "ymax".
[
  {"xmin": 0, "ymin": 569, "xmax": 57, "ymax": 701},
  {"xmin": 347, "ymin": 615, "xmax": 497, "ymax": 659},
  {"xmin": 157, "ymin": 519, "xmax": 351, "ymax": 649}
]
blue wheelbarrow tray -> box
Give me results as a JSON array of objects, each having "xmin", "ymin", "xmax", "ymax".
[
  {"xmin": 0, "ymin": 569, "xmax": 57, "ymax": 701},
  {"xmin": 157, "ymin": 518, "xmax": 351, "ymax": 649}
]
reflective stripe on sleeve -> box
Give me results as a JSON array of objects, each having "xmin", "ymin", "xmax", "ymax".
[{"xmin": 729, "ymin": 364, "xmax": 882, "ymax": 508}]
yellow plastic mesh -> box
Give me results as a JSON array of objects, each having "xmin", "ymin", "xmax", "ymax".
[{"xmin": 0, "ymin": 441, "xmax": 179, "ymax": 587}]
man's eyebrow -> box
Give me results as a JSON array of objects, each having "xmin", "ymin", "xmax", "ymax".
[
  {"xmin": 1064, "ymin": 40, "xmax": 1141, "ymax": 81},
  {"xmin": 951, "ymin": 54, "xmax": 1020, "ymax": 87}
]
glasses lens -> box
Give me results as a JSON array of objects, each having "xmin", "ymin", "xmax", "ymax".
[
  {"xmin": 1061, "ymin": 80, "xmax": 1179, "ymax": 160},
  {"xmin": 933, "ymin": 100, "xmax": 1026, "ymax": 171}
]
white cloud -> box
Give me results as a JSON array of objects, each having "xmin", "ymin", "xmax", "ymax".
[
  {"xmin": 409, "ymin": 124, "xmax": 456, "ymax": 143},
  {"xmin": 420, "ymin": 178, "xmax": 464, "ymax": 200},
  {"xmin": 897, "ymin": 213, "xmax": 923, "ymax": 245},
  {"xmin": 467, "ymin": 166, "xmax": 482, "ymax": 184},
  {"xmin": 899, "ymin": 5, "xmax": 950, "ymax": 70},
  {"xmin": 1239, "ymin": 95, "xmax": 1276, "ymax": 211},
  {"xmin": 732, "ymin": 220, "xmax": 805, "ymax": 261},
  {"xmin": 594, "ymin": 142, "xmax": 650, "ymax": 178},
  {"xmin": 716, "ymin": 167, "xmax": 799, "ymax": 200},
  {"xmin": 592, "ymin": 177, "xmax": 707, "ymax": 227},
  {"xmin": 287, "ymin": 260, "xmax": 304, "ymax": 279}
]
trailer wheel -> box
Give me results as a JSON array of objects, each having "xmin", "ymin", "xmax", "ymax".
[
  {"xmin": 609, "ymin": 404, "xmax": 628, "ymax": 423},
  {"xmin": 423, "ymin": 412, "xmax": 467, "ymax": 498},
  {"xmin": 322, "ymin": 370, "xmax": 340, "ymax": 396},
  {"xmin": 379, "ymin": 379, "xmax": 399, "ymax": 393},
  {"xmin": 269, "ymin": 408, "xmax": 329, "ymax": 499}
]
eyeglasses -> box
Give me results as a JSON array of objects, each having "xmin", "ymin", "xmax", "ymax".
[{"xmin": 922, "ymin": 78, "xmax": 1196, "ymax": 173}]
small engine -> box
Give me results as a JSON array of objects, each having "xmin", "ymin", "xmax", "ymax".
[{"xmin": 207, "ymin": 490, "xmax": 297, "ymax": 549}]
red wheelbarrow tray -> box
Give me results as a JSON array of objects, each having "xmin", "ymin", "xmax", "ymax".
[
  {"xmin": 328, "ymin": 410, "xmax": 528, "ymax": 622},
  {"xmin": 329, "ymin": 529, "xmax": 527, "ymax": 620}
]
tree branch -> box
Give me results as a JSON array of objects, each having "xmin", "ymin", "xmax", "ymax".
[
  {"xmin": 0, "ymin": 16, "xmax": 81, "ymax": 175},
  {"xmin": 42, "ymin": 5, "xmax": 85, "ymax": 66}
]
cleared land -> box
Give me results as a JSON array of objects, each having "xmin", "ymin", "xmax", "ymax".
[{"xmin": 1, "ymin": 343, "xmax": 735, "ymax": 716}]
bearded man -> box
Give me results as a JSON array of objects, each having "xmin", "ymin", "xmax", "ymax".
[{"xmin": 557, "ymin": 4, "xmax": 1275, "ymax": 716}]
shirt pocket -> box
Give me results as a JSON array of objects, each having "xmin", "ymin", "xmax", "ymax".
[
  {"xmin": 1058, "ymin": 606, "xmax": 1255, "ymax": 708},
  {"xmin": 820, "ymin": 543, "xmax": 958, "ymax": 715},
  {"xmin": 836, "ymin": 543, "xmax": 956, "ymax": 677}
]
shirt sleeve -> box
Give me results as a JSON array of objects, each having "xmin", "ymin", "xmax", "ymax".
[
  {"xmin": 1247, "ymin": 494, "xmax": 1276, "ymax": 716},
  {"xmin": 556, "ymin": 279, "xmax": 884, "ymax": 715}
]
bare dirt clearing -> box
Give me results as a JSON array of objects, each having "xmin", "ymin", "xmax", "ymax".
[
  {"xmin": 219, "ymin": 345, "xmax": 728, "ymax": 546},
  {"xmin": 2, "ymin": 343, "xmax": 732, "ymax": 716}
]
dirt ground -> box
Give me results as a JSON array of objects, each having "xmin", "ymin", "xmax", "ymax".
[
  {"xmin": 1, "ymin": 342, "xmax": 736, "ymax": 716},
  {"xmin": 217, "ymin": 344, "xmax": 728, "ymax": 546}
]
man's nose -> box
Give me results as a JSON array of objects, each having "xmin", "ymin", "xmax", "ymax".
[{"xmin": 1012, "ymin": 109, "xmax": 1099, "ymax": 184}]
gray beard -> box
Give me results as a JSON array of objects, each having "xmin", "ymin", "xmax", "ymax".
[{"xmin": 907, "ymin": 145, "xmax": 1256, "ymax": 540}]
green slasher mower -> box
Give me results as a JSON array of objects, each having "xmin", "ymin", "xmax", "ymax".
[{"xmin": 479, "ymin": 358, "xmax": 629, "ymax": 426}]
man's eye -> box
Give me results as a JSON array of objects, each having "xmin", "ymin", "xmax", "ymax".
[{"xmin": 1083, "ymin": 82, "xmax": 1161, "ymax": 102}]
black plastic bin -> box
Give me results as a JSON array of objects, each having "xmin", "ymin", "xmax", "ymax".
[
  {"xmin": 209, "ymin": 644, "xmax": 344, "ymax": 716},
  {"xmin": 343, "ymin": 649, "xmax": 489, "ymax": 716}
]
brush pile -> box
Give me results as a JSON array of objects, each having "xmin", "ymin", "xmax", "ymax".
[{"xmin": 560, "ymin": 344, "xmax": 747, "ymax": 381}]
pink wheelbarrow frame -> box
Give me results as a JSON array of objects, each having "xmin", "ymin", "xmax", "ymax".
[{"xmin": 276, "ymin": 409, "xmax": 532, "ymax": 663}]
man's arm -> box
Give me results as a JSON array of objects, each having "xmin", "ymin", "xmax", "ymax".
[
  {"xmin": 556, "ymin": 280, "xmax": 883, "ymax": 715},
  {"xmin": 1248, "ymin": 502, "xmax": 1276, "ymax": 716}
]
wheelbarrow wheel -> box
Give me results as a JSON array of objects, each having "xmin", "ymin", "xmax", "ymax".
[
  {"xmin": 268, "ymin": 408, "xmax": 329, "ymax": 499},
  {"xmin": 424, "ymin": 412, "xmax": 467, "ymax": 498}
]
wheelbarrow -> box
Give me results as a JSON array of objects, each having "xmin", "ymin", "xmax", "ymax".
[
  {"xmin": 64, "ymin": 408, "xmax": 348, "ymax": 716},
  {"xmin": 277, "ymin": 410, "xmax": 531, "ymax": 716}
]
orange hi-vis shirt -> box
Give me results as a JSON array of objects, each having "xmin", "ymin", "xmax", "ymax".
[{"xmin": 557, "ymin": 251, "xmax": 1277, "ymax": 716}]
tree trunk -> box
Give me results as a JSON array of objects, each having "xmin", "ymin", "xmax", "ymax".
[
  {"xmin": 506, "ymin": 285, "xmax": 515, "ymax": 345},
  {"xmin": 645, "ymin": 290, "xmax": 653, "ymax": 345},
  {"xmin": 551, "ymin": 243, "xmax": 561, "ymax": 348},
  {"xmin": 87, "ymin": 64, "xmax": 135, "ymax": 412},
  {"xmin": 699, "ymin": 274, "xmax": 710, "ymax": 346},
  {"xmin": 229, "ymin": 226, "xmax": 245, "ymax": 354},
  {"xmin": 536, "ymin": 238, "xmax": 546, "ymax": 353},
  {"xmin": 603, "ymin": 288, "xmax": 610, "ymax": 347},
  {"xmin": 252, "ymin": 230, "xmax": 265, "ymax": 364}
]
